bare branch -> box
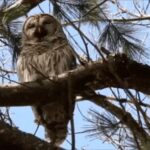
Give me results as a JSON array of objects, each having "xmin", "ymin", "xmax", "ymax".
[{"xmin": 0, "ymin": 0, "xmax": 44, "ymax": 24}]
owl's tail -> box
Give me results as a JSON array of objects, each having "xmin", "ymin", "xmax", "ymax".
[{"xmin": 45, "ymin": 122, "xmax": 68, "ymax": 146}]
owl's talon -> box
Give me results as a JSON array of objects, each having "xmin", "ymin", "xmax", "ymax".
[
  {"xmin": 49, "ymin": 75, "xmax": 58, "ymax": 80},
  {"xmin": 34, "ymin": 116, "xmax": 43, "ymax": 124},
  {"xmin": 34, "ymin": 119, "xmax": 40, "ymax": 124}
]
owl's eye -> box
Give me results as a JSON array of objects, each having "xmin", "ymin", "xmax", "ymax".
[{"xmin": 27, "ymin": 23, "xmax": 36, "ymax": 29}]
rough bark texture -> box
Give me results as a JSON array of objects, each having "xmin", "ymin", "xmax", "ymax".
[
  {"xmin": 0, "ymin": 0, "xmax": 44, "ymax": 24},
  {"xmin": 0, "ymin": 54, "xmax": 149, "ymax": 106},
  {"xmin": 0, "ymin": 120, "xmax": 65, "ymax": 150}
]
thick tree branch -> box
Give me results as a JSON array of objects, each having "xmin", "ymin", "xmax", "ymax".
[
  {"xmin": 0, "ymin": 120, "xmax": 65, "ymax": 150},
  {"xmin": 0, "ymin": 0, "xmax": 44, "ymax": 24},
  {"xmin": 0, "ymin": 54, "xmax": 149, "ymax": 106}
]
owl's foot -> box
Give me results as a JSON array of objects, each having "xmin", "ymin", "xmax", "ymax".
[
  {"xmin": 34, "ymin": 116, "xmax": 43, "ymax": 124},
  {"xmin": 49, "ymin": 75, "xmax": 58, "ymax": 80}
]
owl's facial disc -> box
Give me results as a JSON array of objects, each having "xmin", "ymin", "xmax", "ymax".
[{"xmin": 23, "ymin": 14, "xmax": 59, "ymax": 42}]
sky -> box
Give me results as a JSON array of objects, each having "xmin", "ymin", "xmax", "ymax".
[{"xmin": 1, "ymin": 0, "xmax": 150, "ymax": 150}]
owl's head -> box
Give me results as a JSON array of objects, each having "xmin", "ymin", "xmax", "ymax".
[{"xmin": 22, "ymin": 14, "xmax": 64, "ymax": 43}]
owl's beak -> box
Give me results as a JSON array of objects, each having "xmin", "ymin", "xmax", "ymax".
[
  {"xmin": 37, "ymin": 27, "xmax": 42, "ymax": 34},
  {"xmin": 34, "ymin": 26, "xmax": 47, "ymax": 39}
]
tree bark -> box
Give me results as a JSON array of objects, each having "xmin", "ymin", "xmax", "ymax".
[
  {"xmin": 0, "ymin": 54, "xmax": 149, "ymax": 106},
  {"xmin": 0, "ymin": 120, "xmax": 65, "ymax": 150},
  {"xmin": 0, "ymin": 0, "xmax": 44, "ymax": 24}
]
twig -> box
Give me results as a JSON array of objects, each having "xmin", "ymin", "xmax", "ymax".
[{"xmin": 68, "ymin": 73, "xmax": 75, "ymax": 150}]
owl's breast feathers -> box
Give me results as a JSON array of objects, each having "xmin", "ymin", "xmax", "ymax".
[{"xmin": 17, "ymin": 38, "xmax": 76, "ymax": 145}]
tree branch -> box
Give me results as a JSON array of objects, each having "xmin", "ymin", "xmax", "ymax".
[
  {"xmin": 0, "ymin": 54, "xmax": 149, "ymax": 106},
  {"xmin": 84, "ymin": 94, "xmax": 150, "ymax": 147},
  {"xmin": 0, "ymin": 0, "xmax": 44, "ymax": 24},
  {"xmin": 0, "ymin": 120, "xmax": 65, "ymax": 150}
]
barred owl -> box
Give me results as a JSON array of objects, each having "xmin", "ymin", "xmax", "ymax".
[{"xmin": 17, "ymin": 14, "xmax": 76, "ymax": 146}]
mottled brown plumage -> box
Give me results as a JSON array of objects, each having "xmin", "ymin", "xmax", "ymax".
[{"xmin": 17, "ymin": 14, "xmax": 76, "ymax": 146}]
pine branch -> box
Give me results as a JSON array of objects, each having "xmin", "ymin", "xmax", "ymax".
[
  {"xmin": 0, "ymin": 120, "xmax": 65, "ymax": 150},
  {"xmin": 112, "ymin": 16, "xmax": 150, "ymax": 22},
  {"xmin": 84, "ymin": 94, "xmax": 150, "ymax": 149},
  {"xmin": 0, "ymin": 54, "xmax": 149, "ymax": 107},
  {"xmin": 0, "ymin": 0, "xmax": 44, "ymax": 24}
]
